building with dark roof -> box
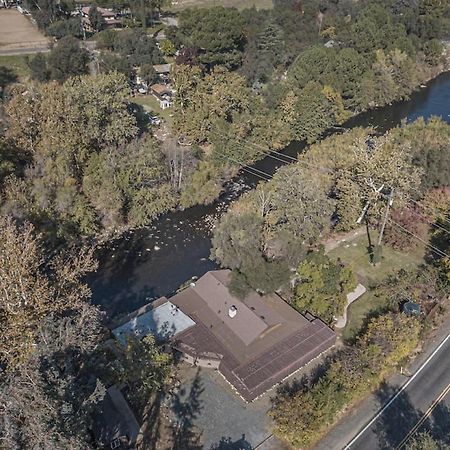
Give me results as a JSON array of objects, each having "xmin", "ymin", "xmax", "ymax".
[
  {"xmin": 92, "ymin": 385, "xmax": 141, "ymax": 450},
  {"xmin": 112, "ymin": 270, "xmax": 336, "ymax": 402},
  {"xmin": 170, "ymin": 270, "xmax": 336, "ymax": 401}
]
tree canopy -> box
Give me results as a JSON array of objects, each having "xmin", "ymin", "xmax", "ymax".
[
  {"xmin": 294, "ymin": 249, "xmax": 357, "ymax": 323},
  {"xmin": 177, "ymin": 7, "xmax": 245, "ymax": 69},
  {"xmin": 3, "ymin": 72, "xmax": 177, "ymax": 241},
  {"xmin": 29, "ymin": 36, "xmax": 90, "ymax": 82}
]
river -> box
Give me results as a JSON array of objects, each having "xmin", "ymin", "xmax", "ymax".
[{"xmin": 90, "ymin": 71, "xmax": 450, "ymax": 320}]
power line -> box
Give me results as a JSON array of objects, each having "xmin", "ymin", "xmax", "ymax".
[
  {"xmin": 388, "ymin": 218, "xmax": 449, "ymax": 259},
  {"xmin": 218, "ymin": 153, "xmax": 272, "ymax": 182},
  {"xmin": 209, "ymin": 129, "xmax": 450, "ymax": 237},
  {"xmin": 405, "ymin": 196, "xmax": 450, "ymax": 228},
  {"xmin": 236, "ymin": 165, "xmax": 271, "ymax": 182},
  {"xmin": 208, "ymin": 130, "xmax": 333, "ymax": 174},
  {"xmin": 209, "ymin": 130, "xmax": 298, "ymax": 163},
  {"xmin": 404, "ymin": 202, "xmax": 450, "ymax": 236}
]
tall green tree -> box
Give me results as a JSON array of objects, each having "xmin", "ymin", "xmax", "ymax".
[
  {"xmin": 283, "ymin": 81, "xmax": 348, "ymax": 143},
  {"xmin": 28, "ymin": 52, "xmax": 50, "ymax": 82},
  {"xmin": 89, "ymin": 5, "xmax": 106, "ymax": 31},
  {"xmin": 294, "ymin": 249, "xmax": 356, "ymax": 323},
  {"xmin": 288, "ymin": 45, "xmax": 336, "ymax": 90},
  {"xmin": 178, "ymin": 7, "xmax": 245, "ymax": 69},
  {"xmin": 5, "ymin": 73, "xmax": 140, "ymax": 239},
  {"xmin": 266, "ymin": 165, "xmax": 335, "ymax": 244},
  {"xmin": 46, "ymin": 36, "xmax": 90, "ymax": 82}
]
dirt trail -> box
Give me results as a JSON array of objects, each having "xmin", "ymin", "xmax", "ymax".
[{"xmin": 323, "ymin": 227, "xmax": 366, "ymax": 254}]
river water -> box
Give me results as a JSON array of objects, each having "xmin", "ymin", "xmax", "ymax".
[{"xmin": 90, "ymin": 72, "xmax": 450, "ymax": 320}]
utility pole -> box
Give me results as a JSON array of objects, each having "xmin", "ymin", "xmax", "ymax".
[
  {"xmin": 378, "ymin": 187, "xmax": 394, "ymax": 247},
  {"xmin": 370, "ymin": 187, "xmax": 394, "ymax": 265},
  {"xmin": 355, "ymin": 183, "xmax": 386, "ymax": 265}
]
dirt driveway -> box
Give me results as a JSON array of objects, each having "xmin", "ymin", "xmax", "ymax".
[{"xmin": 0, "ymin": 10, "xmax": 50, "ymax": 52}]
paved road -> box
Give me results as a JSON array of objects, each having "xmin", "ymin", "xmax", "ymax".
[
  {"xmin": 315, "ymin": 322, "xmax": 450, "ymax": 450},
  {"xmin": 0, "ymin": 46, "xmax": 49, "ymax": 56}
]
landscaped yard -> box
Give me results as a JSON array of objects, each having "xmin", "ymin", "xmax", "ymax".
[
  {"xmin": 131, "ymin": 94, "xmax": 174, "ymax": 127},
  {"xmin": 0, "ymin": 54, "xmax": 31, "ymax": 79},
  {"xmin": 328, "ymin": 231, "xmax": 426, "ymax": 341}
]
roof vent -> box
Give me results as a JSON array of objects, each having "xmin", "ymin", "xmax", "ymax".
[{"xmin": 228, "ymin": 305, "xmax": 237, "ymax": 319}]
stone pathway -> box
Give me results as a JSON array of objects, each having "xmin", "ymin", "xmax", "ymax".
[{"xmin": 335, "ymin": 284, "xmax": 367, "ymax": 329}]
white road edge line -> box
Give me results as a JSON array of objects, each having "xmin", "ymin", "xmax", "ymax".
[{"xmin": 344, "ymin": 331, "xmax": 450, "ymax": 449}]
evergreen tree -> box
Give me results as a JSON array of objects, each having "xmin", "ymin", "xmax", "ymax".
[
  {"xmin": 47, "ymin": 36, "xmax": 90, "ymax": 82},
  {"xmin": 88, "ymin": 5, "xmax": 106, "ymax": 32}
]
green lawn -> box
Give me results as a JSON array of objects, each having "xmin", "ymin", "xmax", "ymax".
[
  {"xmin": 0, "ymin": 54, "xmax": 31, "ymax": 80},
  {"xmin": 328, "ymin": 231, "xmax": 426, "ymax": 341},
  {"xmin": 131, "ymin": 94, "xmax": 173, "ymax": 126}
]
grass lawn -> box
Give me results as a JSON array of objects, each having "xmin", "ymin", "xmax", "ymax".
[
  {"xmin": 0, "ymin": 54, "xmax": 31, "ymax": 80},
  {"xmin": 131, "ymin": 94, "xmax": 174, "ymax": 127},
  {"xmin": 168, "ymin": 0, "xmax": 273, "ymax": 11},
  {"xmin": 328, "ymin": 231, "xmax": 426, "ymax": 341},
  {"xmin": 146, "ymin": 25, "xmax": 164, "ymax": 36}
]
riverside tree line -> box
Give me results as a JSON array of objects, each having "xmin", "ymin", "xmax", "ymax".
[
  {"xmin": 210, "ymin": 118, "xmax": 450, "ymax": 447},
  {"xmin": 0, "ymin": 0, "xmax": 449, "ymax": 245},
  {"xmin": 0, "ymin": 0, "xmax": 449, "ymax": 448}
]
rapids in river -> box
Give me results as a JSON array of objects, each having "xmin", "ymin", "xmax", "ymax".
[{"xmin": 90, "ymin": 71, "xmax": 450, "ymax": 320}]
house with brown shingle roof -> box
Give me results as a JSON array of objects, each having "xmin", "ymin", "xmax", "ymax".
[
  {"xmin": 170, "ymin": 270, "xmax": 336, "ymax": 401},
  {"xmin": 150, "ymin": 83, "xmax": 173, "ymax": 109},
  {"xmin": 112, "ymin": 270, "xmax": 336, "ymax": 402}
]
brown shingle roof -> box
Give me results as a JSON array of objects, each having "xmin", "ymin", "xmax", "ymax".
[
  {"xmin": 150, "ymin": 84, "xmax": 172, "ymax": 96},
  {"xmin": 191, "ymin": 271, "xmax": 268, "ymax": 345},
  {"xmin": 170, "ymin": 270, "xmax": 336, "ymax": 401}
]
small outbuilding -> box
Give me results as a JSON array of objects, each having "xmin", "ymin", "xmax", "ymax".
[
  {"xmin": 402, "ymin": 301, "xmax": 421, "ymax": 316},
  {"xmin": 150, "ymin": 83, "xmax": 173, "ymax": 109},
  {"xmin": 91, "ymin": 385, "xmax": 140, "ymax": 450}
]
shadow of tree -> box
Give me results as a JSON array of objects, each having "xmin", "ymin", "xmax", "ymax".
[
  {"xmin": 0, "ymin": 66, "xmax": 17, "ymax": 92},
  {"xmin": 139, "ymin": 393, "xmax": 163, "ymax": 449},
  {"xmin": 374, "ymin": 382, "xmax": 450, "ymax": 449},
  {"xmin": 429, "ymin": 401, "xmax": 450, "ymax": 446},
  {"xmin": 374, "ymin": 383, "xmax": 424, "ymax": 449},
  {"xmin": 171, "ymin": 368, "xmax": 204, "ymax": 450},
  {"xmin": 209, "ymin": 433, "xmax": 252, "ymax": 450},
  {"xmin": 271, "ymin": 350, "xmax": 336, "ymax": 402}
]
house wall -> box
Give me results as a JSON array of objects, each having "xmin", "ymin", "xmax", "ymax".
[{"xmin": 179, "ymin": 352, "xmax": 221, "ymax": 369}]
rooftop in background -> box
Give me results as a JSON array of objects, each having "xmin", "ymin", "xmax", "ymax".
[
  {"xmin": 170, "ymin": 270, "xmax": 336, "ymax": 401},
  {"xmin": 81, "ymin": 6, "xmax": 116, "ymax": 18},
  {"xmin": 153, "ymin": 63, "xmax": 172, "ymax": 74},
  {"xmin": 150, "ymin": 83, "xmax": 173, "ymax": 96},
  {"xmin": 91, "ymin": 385, "xmax": 140, "ymax": 449},
  {"xmin": 112, "ymin": 299, "xmax": 195, "ymax": 344}
]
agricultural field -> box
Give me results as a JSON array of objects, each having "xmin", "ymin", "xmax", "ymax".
[
  {"xmin": 0, "ymin": 9, "xmax": 50, "ymax": 52},
  {"xmin": 168, "ymin": 0, "xmax": 273, "ymax": 11}
]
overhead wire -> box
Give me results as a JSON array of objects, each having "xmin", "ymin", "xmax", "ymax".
[
  {"xmin": 405, "ymin": 195, "xmax": 450, "ymax": 228},
  {"xmin": 388, "ymin": 218, "xmax": 449, "ymax": 259},
  {"xmin": 208, "ymin": 130, "xmax": 333, "ymax": 174},
  {"xmin": 404, "ymin": 203, "xmax": 450, "ymax": 236},
  {"xmin": 219, "ymin": 132, "xmax": 450, "ymax": 233},
  {"xmin": 214, "ymin": 130, "xmax": 450, "ymax": 249},
  {"xmin": 218, "ymin": 153, "xmax": 272, "ymax": 182}
]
